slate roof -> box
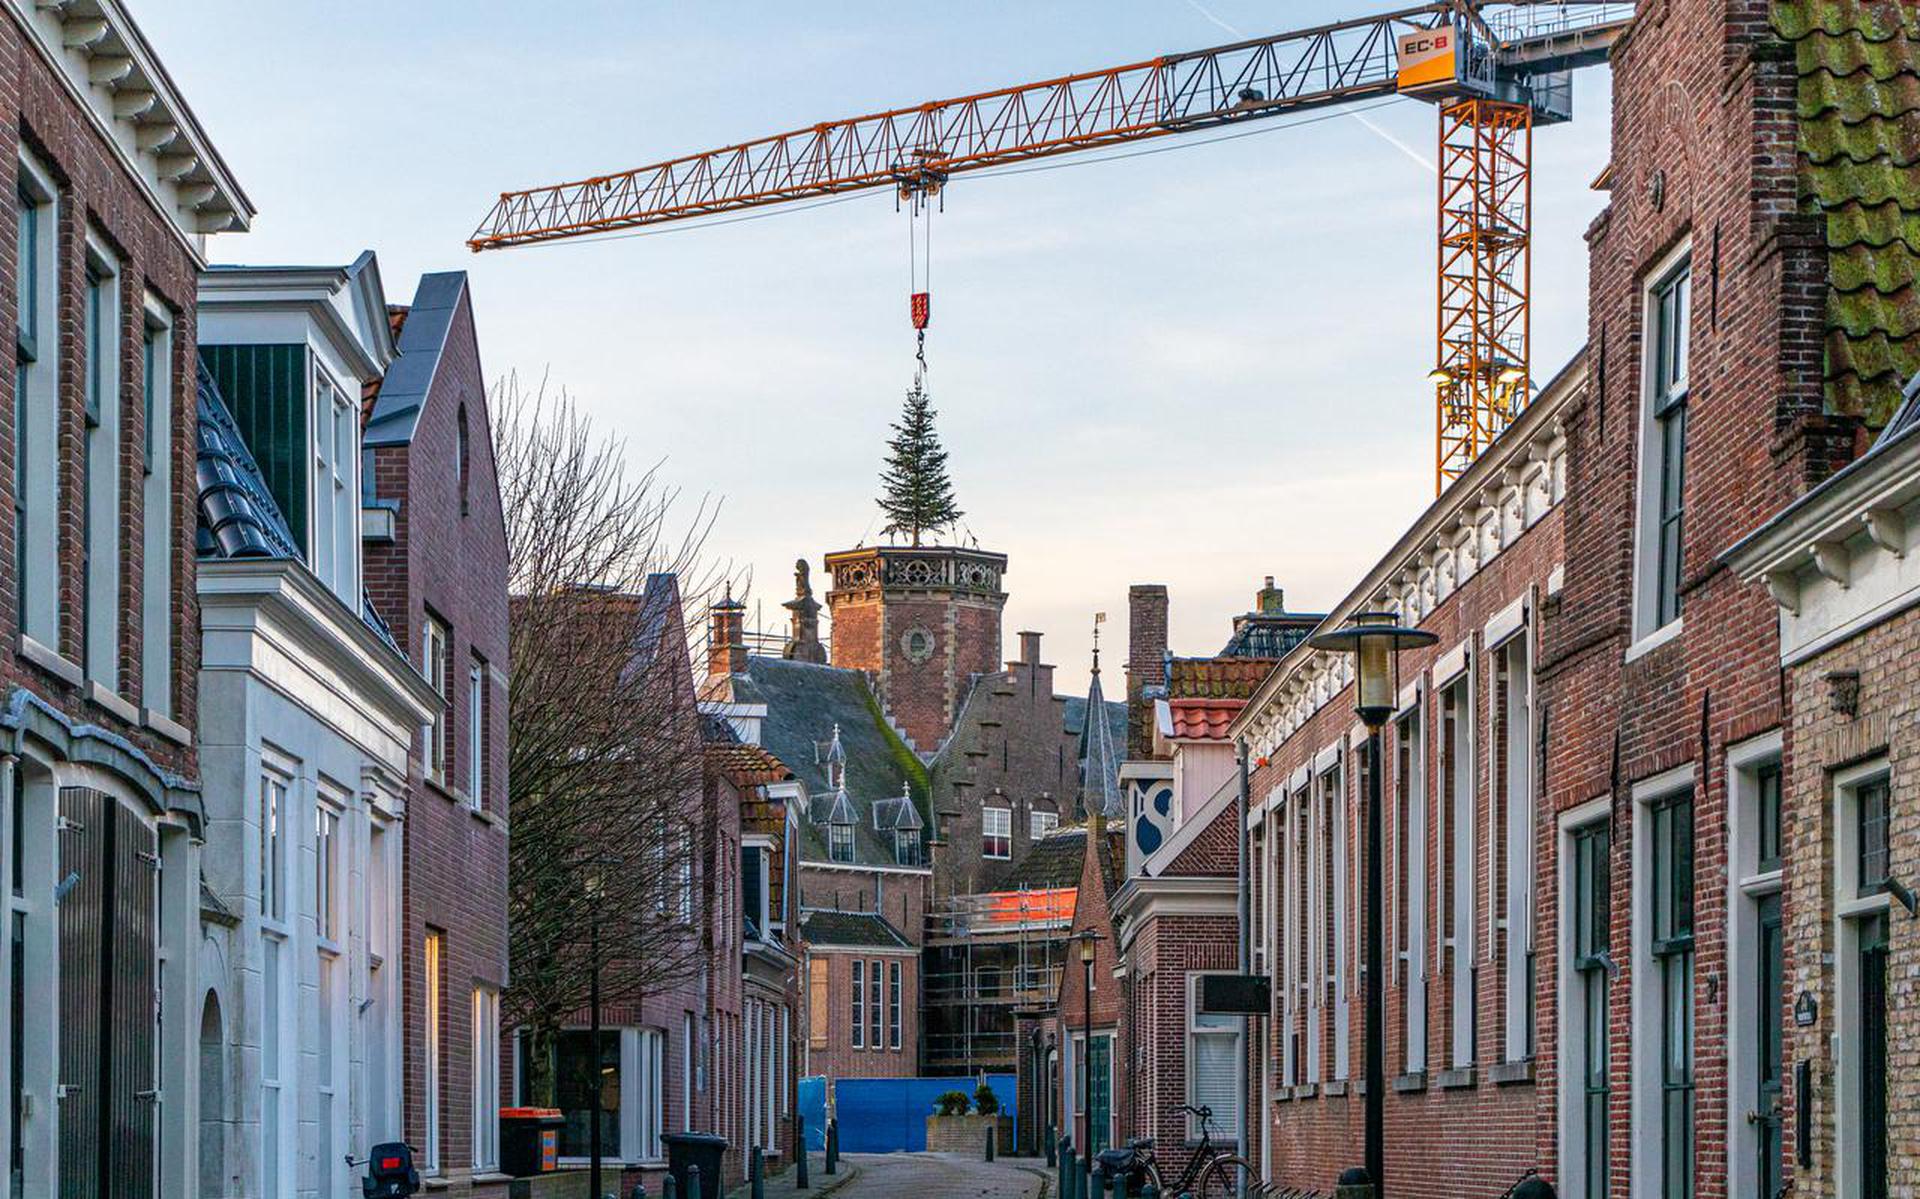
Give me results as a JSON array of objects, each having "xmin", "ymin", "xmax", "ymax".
[
  {"xmin": 1079, "ymin": 665, "xmax": 1123, "ymax": 819},
  {"xmin": 800, "ymin": 909, "xmax": 915, "ymax": 950},
  {"xmin": 364, "ymin": 271, "xmax": 468, "ymax": 448},
  {"xmin": 983, "ymin": 827, "xmax": 1088, "ymax": 892},
  {"xmin": 745, "ymin": 655, "xmax": 928, "ymax": 868},
  {"xmin": 1775, "ymin": 1, "xmax": 1920, "ymax": 424}
]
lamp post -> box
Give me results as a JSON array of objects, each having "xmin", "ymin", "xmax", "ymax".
[
  {"xmin": 1076, "ymin": 928, "xmax": 1102, "ymax": 1174},
  {"xmin": 580, "ymin": 856, "xmax": 620, "ymax": 1199},
  {"xmin": 1307, "ymin": 612, "xmax": 1436, "ymax": 1198}
]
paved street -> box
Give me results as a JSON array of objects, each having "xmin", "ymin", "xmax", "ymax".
[{"xmin": 834, "ymin": 1153, "xmax": 1047, "ymax": 1199}]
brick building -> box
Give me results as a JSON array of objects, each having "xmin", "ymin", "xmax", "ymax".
[
  {"xmin": 1231, "ymin": 358, "xmax": 1576, "ymax": 1194},
  {"xmin": 361, "ymin": 270, "xmax": 512, "ymax": 1193},
  {"xmin": 799, "ymin": 910, "xmax": 920, "ymax": 1081},
  {"xmin": 0, "ymin": 3, "xmax": 249, "ymax": 1195}
]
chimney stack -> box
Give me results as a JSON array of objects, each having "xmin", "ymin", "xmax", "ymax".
[
  {"xmin": 1017, "ymin": 630, "xmax": 1043, "ymax": 666},
  {"xmin": 1127, "ymin": 585, "xmax": 1169, "ymax": 760},
  {"xmin": 708, "ymin": 591, "xmax": 747, "ymax": 679},
  {"xmin": 1257, "ymin": 575, "xmax": 1285, "ymax": 613}
]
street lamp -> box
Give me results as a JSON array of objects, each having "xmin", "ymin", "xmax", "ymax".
[
  {"xmin": 1307, "ymin": 611, "xmax": 1436, "ymax": 1198},
  {"xmin": 1075, "ymin": 928, "xmax": 1103, "ymax": 1174},
  {"xmin": 580, "ymin": 856, "xmax": 619, "ymax": 1199}
]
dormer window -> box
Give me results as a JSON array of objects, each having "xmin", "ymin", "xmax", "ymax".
[
  {"xmin": 894, "ymin": 829, "xmax": 920, "ymax": 866},
  {"xmin": 829, "ymin": 823, "xmax": 855, "ymax": 864}
]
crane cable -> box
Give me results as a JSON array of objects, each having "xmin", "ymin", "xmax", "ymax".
[{"xmin": 901, "ymin": 166, "xmax": 941, "ymax": 391}]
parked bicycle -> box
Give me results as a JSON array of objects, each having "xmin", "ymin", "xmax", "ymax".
[{"xmin": 1093, "ymin": 1103, "xmax": 1263, "ymax": 1198}]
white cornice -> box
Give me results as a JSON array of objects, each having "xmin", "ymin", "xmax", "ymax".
[
  {"xmin": 1112, "ymin": 875, "xmax": 1237, "ymax": 928},
  {"xmin": 6, "ymin": 0, "xmax": 252, "ymax": 252},
  {"xmin": 199, "ymin": 262, "xmax": 392, "ymax": 381}
]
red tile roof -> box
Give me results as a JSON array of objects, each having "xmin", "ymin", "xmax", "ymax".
[
  {"xmin": 1166, "ymin": 697, "xmax": 1245, "ymax": 740},
  {"xmin": 705, "ymin": 742, "xmax": 794, "ymax": 786},
  {"xmin": 1166, "ymin": 656, "xmax": 1277, "ymax": 700}
]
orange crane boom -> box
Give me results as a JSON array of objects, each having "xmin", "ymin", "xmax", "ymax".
[{"xmin": 471, "ymin": 2, "xmax": 1633, "ymax": 489}]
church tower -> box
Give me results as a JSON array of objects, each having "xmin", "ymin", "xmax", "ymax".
[{"xmin": 822, "ymin": 544, "xmax": 1007, "ymax": 753}]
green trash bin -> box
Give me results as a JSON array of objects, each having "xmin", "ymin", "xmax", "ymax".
[{"xmin": 662, "ymin": 1130, "xmax": 729, "ymax": 1199}]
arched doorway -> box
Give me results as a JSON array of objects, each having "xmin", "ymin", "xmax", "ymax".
[{"xmin": 199, "ymin": 992, "xmax": 227, "ymax": 1198}]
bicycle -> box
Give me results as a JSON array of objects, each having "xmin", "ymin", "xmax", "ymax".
[{"xmin": 1093, "ymin": 1103, "xmax": 1264, "ymax": 1198}]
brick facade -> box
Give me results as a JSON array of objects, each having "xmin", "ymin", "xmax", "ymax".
[
  {"xmin": 362, "ymin": 275, "xmax": 512, "ymax": 1194},
  {"xmin": 802, "ymin": 944, "xmax": 920, "ymax": 1082},
  {"xmin": 1127, "ymin": 585, "xmax": 1169, "ymax": 761}
]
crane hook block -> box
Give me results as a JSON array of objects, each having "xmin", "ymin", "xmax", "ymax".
[{"xmin": 910, "ymin": 292, "xmax": 931, "ymax": 331}]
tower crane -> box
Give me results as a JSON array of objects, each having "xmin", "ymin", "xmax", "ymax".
[{"xmin": 469, "ymin": 2, "xmax": 1633, "ymax": 490}]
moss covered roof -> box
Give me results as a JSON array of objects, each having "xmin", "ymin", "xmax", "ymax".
[{"xmin": 1776, "ymin": 0, "xmax": 1920, "ymax": 424}]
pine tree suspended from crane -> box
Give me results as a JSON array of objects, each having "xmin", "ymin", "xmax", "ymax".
[
  {"xmin": 471, "ymin": 2, "xmax": 1635, "ymax": 491},
  {"xmin": 877, "ymin": 386, "xmax": 963, "ymax": 547}
]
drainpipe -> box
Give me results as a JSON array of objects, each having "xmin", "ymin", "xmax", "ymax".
[{"xmin": 1235, "ymin": 736, "xmax": 1252, "ymax": 1171}]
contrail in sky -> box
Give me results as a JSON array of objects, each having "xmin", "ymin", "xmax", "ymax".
[{"xmin": 1182, "ymin": 0, "xmax": 1438, "ymax": 175}]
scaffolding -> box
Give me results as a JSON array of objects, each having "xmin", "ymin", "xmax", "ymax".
[{"xmin": 921, "ymin": 887, "xmax": 1076, "ymax": 1076}]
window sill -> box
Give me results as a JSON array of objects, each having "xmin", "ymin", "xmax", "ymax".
[
  {"xmin": 18, "ymin": 634, "xmax": 82, "ymax": 687},
  {"xmin": 1322, "ymin": 1080, "xmax": 1348, "ymax": 1098},
  {"xmin": 471, "ymin": 803, "xmax": 506, "ymax": 831},
  {"xmin": 1291, "ymin": 1083, "xmax": 1319, "ymax": 1101},
  {"xmin": 1271, "ymin": 1088, "xmax": 1293, "ymax": 1104},
  {"xmin": 87, "ymin": 680, "xmax": 140, "ymax": 725},
  {"xmin": 1624, "ymin": 616, "xmax": 1684, "ymax": 664},
  {"xmin": 1392, "ymin": 1071, "xmax": 1427, "ymax": 1094},
  {"xmin": 1434, "ymin": 1067, "xmax": 1477, "ymax": 1090},
  {"xmin": 1489, "ymin": 1059, "xmax": 1535, "ymax": 1086},
  {"xmin": 144, "ymin": 707, "xmax": 192, "ymax": 746}
]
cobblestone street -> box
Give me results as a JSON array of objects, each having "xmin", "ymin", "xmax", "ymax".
[{"xmin": 834, "ymin": 1153, "xmax": 1047, "ymax": 1199}]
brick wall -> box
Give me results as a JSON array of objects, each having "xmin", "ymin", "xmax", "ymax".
[
  {"xmin": 1127, "ymin": 585, "xmax": 1169, "ymax": 760},
  {"xmin": 362, "ymin": 280, "xmax": 511, "ymax": 1194},
  {"xmin": 803, "ymin": 947, "xmax": 919, "ymax": 1081},
  {"xmin": 0, "ymin": 12, "xmax": 204, "ymax": 782}
]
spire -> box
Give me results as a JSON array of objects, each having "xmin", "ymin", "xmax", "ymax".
[{"xmin": 1080, "ymin": 614, "xmax": 1123, "ymax": 820}]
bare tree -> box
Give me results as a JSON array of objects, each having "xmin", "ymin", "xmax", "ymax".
[{"xmin": 494, "ymin": 372, "xmax": 737, "ymax": 1064}]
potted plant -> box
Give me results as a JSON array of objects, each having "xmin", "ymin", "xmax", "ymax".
[{"xmin": 924, "ymin": 1084, "xmax": 1013, "ymax": 1154}]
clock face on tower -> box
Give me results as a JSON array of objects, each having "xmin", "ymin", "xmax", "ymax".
[{"xmin": 901, "ymin": 626, "xmax": 936, "ymax": 664}]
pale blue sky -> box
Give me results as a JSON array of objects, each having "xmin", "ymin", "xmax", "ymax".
[{"xmin": 145, "ymin": 2, "xmax": 1613, "ymax": 694}]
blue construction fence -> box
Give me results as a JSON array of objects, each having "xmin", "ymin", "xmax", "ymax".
[{"xmin": 796, "ymin": 1074, "xmax": 1017, "ymax": 1153}]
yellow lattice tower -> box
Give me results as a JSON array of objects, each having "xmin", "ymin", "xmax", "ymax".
[{"xmin": 1434, "ymin": 98, "xmax": 1532, "ymax": 492}]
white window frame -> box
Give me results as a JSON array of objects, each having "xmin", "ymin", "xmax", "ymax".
[
  {"xmin": 1724, "ymin": 731, "xmax": 1784, "ymax": 1199},
  {"xmin": 139, "ymin": 298, "xmax": 172, "ymax": 717},
  {"xmin": 467, "ymin": 659, "xmax": 486, "ymax": 807},
  {"xmin": 1394, "ymin": 702, "xmax": 1428, "ymax": 1075},
  {"xmin": 982, "ymin": 806, "xmax": 1012, "ymax": 859},
  {"xmin": 1496, "ymin": 630, "xmax": 1535, "ymax": 1063},
  {"xmin": 308, "ymin": 361, "xmax": 359, "ymax": 601},
  {"xmin": 81, "ymin": 234, "xmax": 121, "ymax": 687},
  {"xmin": 888, "ymin": 960, "xmax": 902, "ymax": 1050},
  {"xmin": 423, "ymin": 615, "xmax": 450, "ymax": 785},
  {"xmin": 472, "ymin": 986, "xmax": 501, "ymax": 1171},
  {"xmin": 1326, "ymin": 761, "xmax": 1350, "ymax": 1081},
  {"xmin": 1186, "ymin": 973, "xmax": 1242, "ymax": 1143},
  {"xmin": 1555, "ymin": 795, "xmax": 1612, "ymax": 1199},
  {"xmin": 1629, "ymin": 239, "xmax": 1693, "ymax": 655},
  {"xmin": 1440, "ymin": 672, "xmax": 1476, "ymax": 1068},
  {"xmin": 1833, "ymin": 758, "xmax": 1893, "ymax": 1199},
  {"xmin": 851, "ymin": 959, "xmax": 864, "ymax": 1050},
  {"xmin": 14, "ymin": 151, "xmax": 61, "ymax": 649},
  {"xmin": 1629, "ymin": 764, "xmax": 1695, "ymax": 1199},
  {"xmin": 1030, "ymin": 809, "xmax": 1059, "ymax": 841}
]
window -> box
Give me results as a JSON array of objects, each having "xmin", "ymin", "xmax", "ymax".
[
  {"xmin": 682, "ymin": 1012, "xmax": 696, "ymax": 1132},
  {"xmin": 309, "ymin": 364, "xmax": 357, "ymax": 600},
  {"xmin": 260, "ymin": 772, "xmax": 288, "ymax": 922},
  {"xmin": 1728, "ymin": 740, "xmax": 1784, "ymax": 1199},
  {"xmin": 894, "ymin": 828, "xmax": 920, "ymax": 865},
  {"xmin": 851, "ymin": 960, "xmax": 864, "ymax": 1049},
  {"xmin": 1030, "ymin": 810, "xmax": 1059, "ymax": 840},
  {"xmin": 457, "ymin": 404, "xmax": 472, "ymax": 515},
  {"xmin": 809, "ymin": 959, "xmax": 828, "ymax": 1048},
  {"xmin": 424, "ymin": 615, "xmax": 451, "ymax": 784},
  {"xmin": 828, "ymin": 823, "xmax": 854, "ymax": 863},
  {"xmin": 1636, "ymin": 254, "xmax": 1692, "ymax": 639},
  {"xmin": 1440, "ymin": 675, "xmax": 1476, "ymax": 1066},
  {"xmin": 1858, "ymin": 777, "xmax": 1890, "ymax": 896},
  {"xmin": 13, "ymin": 158, "xmax": 57, "ymax": 648},
  {"xmin": 263, "ymin": 936, "xmax": 284, "ymax": 1196},
  {"xmin": 425, "ymin": 930, "xmax": 444, "ymax": 1173},
  {"xmin": 472, "ymin": 988, "xmax": 500, "ymax": 1170},
  {"xmin": 1651, "ymin": 791, "xmax": 1694, "ymax": 1199},
  {"xmin": 553, "ymin": 1029, "xmax": 620, "ymax": 1158},
  {"xmin": 868, "ymin": 958, "xmax": 882, "ymax": 1051},
  {"xmin": 139, "ymin": 304, "xmax": 172, "ymax": 716},
  {"xmin": 318, "ymin": 950, "xmax": 341, "ymax": 1196},
  {"xmin": 81, "ymin": 246, "xmax": 120, "ymax": 685},
  {"xmin": 1322, "ymin": 763, "xmax": 1349, "ymax": 1080},
  {"xmin": 1836, "ymin": 763, "xmax": 1893, "ymax": 1199},
  {"xmin": 982, "ymin": 807, "xmax": 1011, "ymax": 858},
  {"xmin": 1187, "ymin": 975, "xmax": 1241, "ymax": 1141},
  {"xmin": 314, "ymin": 801, "xmax": 341, "ymax": 942},
  {"xmin": 1394, "ymin": 708, "xmax": 1427, "ymax": 1075},
  {"xmin": 742, "ymin": 845, "xmax": 768, "ymax": 937},
  {"xmin": 1496, "ymin": 634, "xmax": 1535, "ymax": 1061},
  {"xmin": 888, "ymin": 961, "xmax": 902, "ymax": 1050},
  {"xmin": 1757, "ymin": 763, "xmax": 1782, "ymax": 874},
  {"xmin": 467, "ymin": 658, "xmax": 487, "ymax": 807},
  {"xmin": 1569, "ymin": 819, "xmax": 1611, "ymax": 1199}
]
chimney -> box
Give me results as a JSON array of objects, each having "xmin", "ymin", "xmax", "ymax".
[
  {"xmin": 708, "ymin": 592, "xmax": 747, "ymax": 679},
  {"xmin": 1127, "ymin": 585, "xmax": 1169, "ymax": 759},
  {"xmin": 1017, "ymin": 630, "xmax": 1043, "ymax": 666},
  {"xmin": 1256, "ymin": 575, "xmax": 1285, "ymax": 613}
]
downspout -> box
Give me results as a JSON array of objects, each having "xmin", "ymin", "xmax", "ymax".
[{"xmin": 1235, "ymin": 736, "xmax": 1251, "ymax": 1161}]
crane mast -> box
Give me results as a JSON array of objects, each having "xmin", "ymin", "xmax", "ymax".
[{"xmin": 471, "ymin": 3, "xmax": 1633, "ymax": 489}]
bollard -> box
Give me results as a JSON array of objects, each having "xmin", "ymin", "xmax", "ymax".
[
  {"xmin": 1057, "ymin": 1138, "xmax": 1075, "ymax": 1199},
  {"xmin": 985, "ymin": 1124, "xmax": 995, "ymax": 1162},
  {"xmin": 631, "ymin": 1183, "xmax": 648, "ymax": 1199},
  {"xmin": 1140, "ymin": 1182, "xmax": 1159, "ymax": 1199},
  {"xmin": 796, "ymin": 1113, "xmax": 811, "ymax": 1190},
  {"xmin": 1080, "ymin": 1158, "xmax": 1092, "ymax": 1199},
  {"xmin": 1115, "ymin": 1170, "xmax": 1130, "ymax": 1199},
  {"xmin": 687, "ymin": 1163, "xmax": 702, "ymax": 1199},
  {"xmin": 1045, "ymin": 1124, "xmax": 1056, "ymax": 1168},
  {"xmin": 1333, "ymin": 1165, "xmax": 1371, "ymax": 1199},
  {"xmin": 662, "ymin": 1173, "xmax": 678, "ymax": 1199},
  {"xmin": 825, "ymin": 1118, "xmax": 839, "ymax": 1175},
  {"xmin": 751, "ymin": 1147, "xmax": 765, "ymax": 1199}
]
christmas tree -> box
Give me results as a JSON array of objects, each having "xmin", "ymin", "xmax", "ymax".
[{"xmin": 877, "ymin": 385, "xmax": 963, "ymax": 546}]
